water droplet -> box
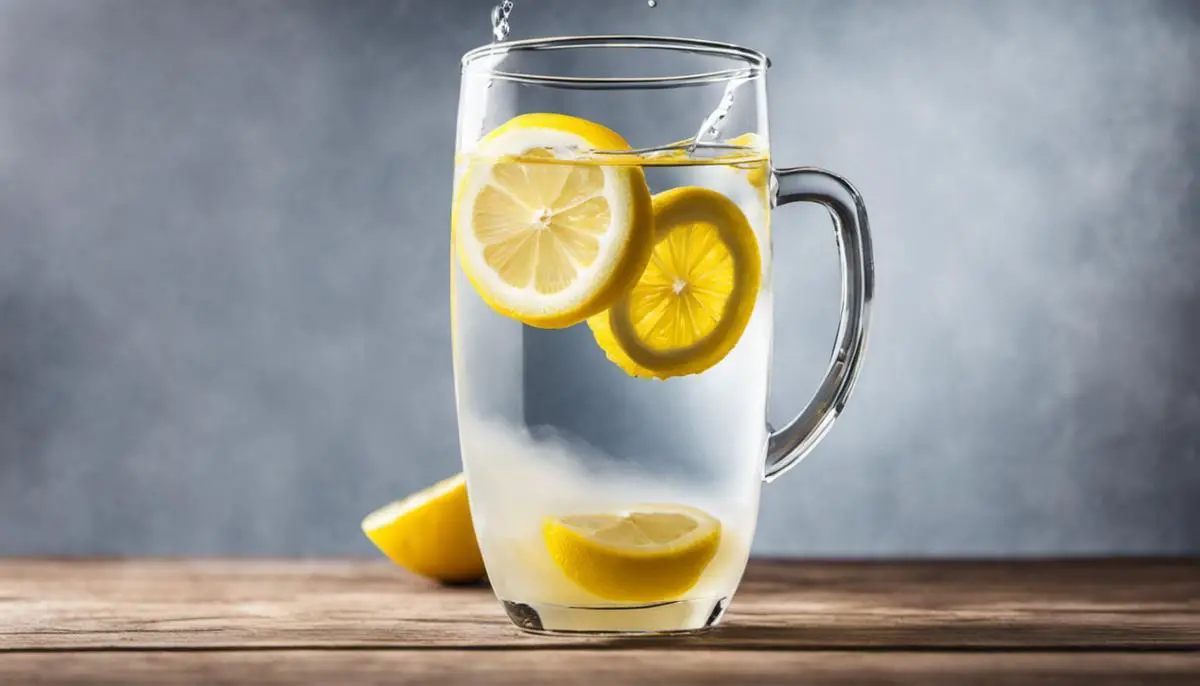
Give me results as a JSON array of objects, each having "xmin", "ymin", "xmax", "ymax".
[{"xmin": 647, "ymin": 0, "xmax": 657, "ymax": 7}]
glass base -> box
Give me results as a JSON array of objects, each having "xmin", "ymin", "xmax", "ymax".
[{"xmin": 501, "ymin": 597, "xmax": 729, "ymax": 636}]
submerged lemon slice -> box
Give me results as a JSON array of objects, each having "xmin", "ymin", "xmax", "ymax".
[
  {"xmin": 588, "ymin": 187, "xmax": 761, "ymax": 378},
  {"xmin": 454, "ymin": 114, "xmax": 654, "ymax": 328},
  {"xmin": 361, "ymin": 474, "xmax": 485, "ymax": 584},
  {"xmin": 543, "ymin": 504, "xmax": 721, "ymax": 602}
]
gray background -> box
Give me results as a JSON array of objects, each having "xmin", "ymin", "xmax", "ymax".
[{"xmin": 1, "ymin": 0, "xmax": 1197, "ymax": 557}]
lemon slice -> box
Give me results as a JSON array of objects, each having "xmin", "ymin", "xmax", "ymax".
[
  {"xmin": 588, "ymin": 187, "xmax": 761, "ymax": 378},
  {"xmin": 543, "ymin": 504, "xmax": 721, "ymax": 602},
  {"xmin": 725, "ymin": 132, "xmax": 770, "ymax": 193},
  {"xmin": 361, "ymin": 474, "xmax": 485, "ymax": 584},
  {"xmin": 454, "ymin": 114, "xmax": 654, "ymax": 328}
]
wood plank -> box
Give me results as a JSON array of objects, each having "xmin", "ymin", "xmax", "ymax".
[
  {"xmin": 1, "ymin": 650, "xmax": 1198, "ymax": 685},
  {"xmin": 0, "ymin": 559, "xmax": 1196, "ymax": 650}
]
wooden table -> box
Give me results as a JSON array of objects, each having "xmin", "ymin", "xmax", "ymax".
[{"xmin": 1, "ymin": 559, "xmax": 1197, "ymax": 684}]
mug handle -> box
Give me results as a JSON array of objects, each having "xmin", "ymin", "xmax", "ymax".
[{"xmin": 765, "ymin": 167, "xmax": 875, "ymax": 481}]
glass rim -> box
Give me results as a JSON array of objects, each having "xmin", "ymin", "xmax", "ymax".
[{"xmin": 461, "ymin": 35, "xmax": 769, "ymax": 87}]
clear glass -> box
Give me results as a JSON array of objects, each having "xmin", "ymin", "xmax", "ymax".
[{"xmin": 451, "ymin": 36, "xmax": 873, "ymax": 635}]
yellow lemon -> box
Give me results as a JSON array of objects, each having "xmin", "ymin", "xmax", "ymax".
[
  {"xmin": 725, "ymin": 132, "xmax": 770, "ymax": 194},
  {"xmin": 588, "ymin": 187, "xmax": 761, "ymax": 378},
  {"xmin": 543, "ymin": 504, "xmax": 721, "ymax": 602},
  {"xmin": 361, "ymin": 474, "xmax": 485, "ymax": 584},
  {"xmin": 453, "ymin": 114, "xmax": 654, "ymax": 328}
]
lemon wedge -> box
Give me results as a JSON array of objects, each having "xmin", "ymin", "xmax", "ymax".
[
  {"xmin": 588, "ymin": 187, "xmax": 761, "ymax": 378},
  {"xmin": 454, "ymin": 114, "xmax": 654, "ymax": 328},
  {"xmin": 544, "ymin": 504, "xmax": 721, "ymax": 602},
  {"xmin": 361, "ymin": 474, "xmax": 485, "ymax": 584}
]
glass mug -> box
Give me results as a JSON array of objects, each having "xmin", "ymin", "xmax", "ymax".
[{"xmin": 451, "ymin": 36, "xmax": 872, "ymax": 634}]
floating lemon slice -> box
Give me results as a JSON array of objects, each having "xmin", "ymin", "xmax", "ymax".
[
  {"xmin": 725, "ymin": 132, "xmax": 770, "ymax": 192},
  {"xmin": 543, "ymin": 504, "xmax": 721, "ymax": 602},
  {"xmin": 453, "ymin": 114, "xmax": 654, "ymax": 328},
  {"xmin": 361, "ymin": 474, "xmax": 485, "ymax": 584},
  {"xmin": 588, "ymin": 187, "xmax": 761, "ymax": 378}
]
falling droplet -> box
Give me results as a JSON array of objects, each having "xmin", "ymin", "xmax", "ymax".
[{"xmin": 647, "ymin": 0, "xmax": 657, "ymax": 6}]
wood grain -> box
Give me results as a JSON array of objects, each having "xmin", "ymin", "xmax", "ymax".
[
  {"xmin": 1, "ymin": 558, "xmax": 1197, "ymax": 650},
  {"xmin": 2, "ymin": 650, "xmax": 1199, "ymax": 686}
]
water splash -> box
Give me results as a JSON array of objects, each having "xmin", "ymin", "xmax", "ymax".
[
  {"xmin": 690, "ymin": 78, "xmax": 744, "ymax": 151},
  {"xmin": 491, "ymin": 0, "xmax": 515, "ymax": 42}
]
